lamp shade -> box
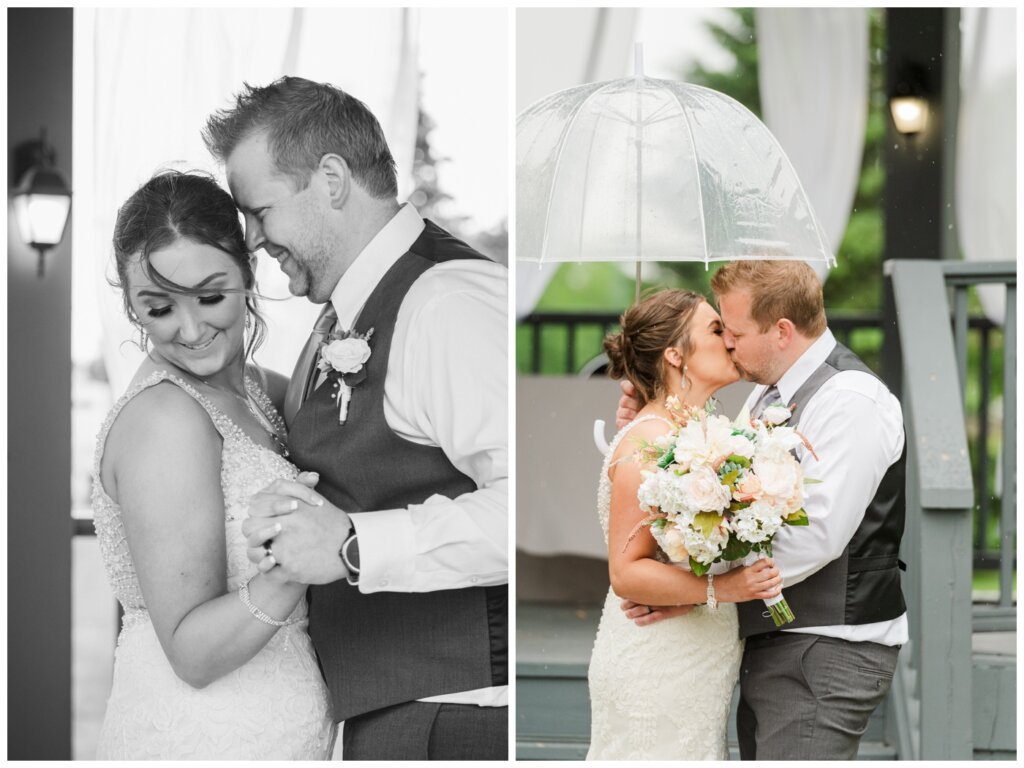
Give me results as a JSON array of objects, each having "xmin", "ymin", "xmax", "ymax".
[
  {"xmin": 13, "ymin": 166, "xmax": 72, "ymax": 248},
  {"xmin": 889, "ymin": 95, "xmax": 928, "ymax": 135}
]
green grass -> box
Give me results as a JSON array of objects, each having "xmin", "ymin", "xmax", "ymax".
[{"xmin": 972, "ymin": 569, "xmax": 1017, "ymax": 599}]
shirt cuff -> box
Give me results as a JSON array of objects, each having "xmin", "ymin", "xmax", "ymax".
[{"xmin": 348, "ymin": 508, "xmax": 416, "ymax": 593}]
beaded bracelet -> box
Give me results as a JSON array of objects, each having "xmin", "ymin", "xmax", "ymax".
[{"xmin": 238, "ymin": 576, "xmax": 298, "ymax": 627}]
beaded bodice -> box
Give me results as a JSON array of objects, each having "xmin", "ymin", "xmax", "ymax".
[
  {"xmin": 91, "ymin": 370, "xmax": 298, "ymax": 624},
  {"xmin": 596, "ymin": 415, "xmax": 675, "ymax": 543}
]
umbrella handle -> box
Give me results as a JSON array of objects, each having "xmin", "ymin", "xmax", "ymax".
[{"xmin": 593, "ymin": 419, "xmax": 610, "ymax": 457}]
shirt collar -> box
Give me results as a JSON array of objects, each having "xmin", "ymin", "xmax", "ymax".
[
  {"xmin": 329, "ymin": 203, "xmax": 426, "ymax": 330},
  {"xmin": 773, "ymin": 328, "xmax": 836, "ymax": 405}
]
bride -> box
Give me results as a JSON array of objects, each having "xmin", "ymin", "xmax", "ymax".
[
  {"xmin": 92, "ymin": 171, "xmax": 334, "ymax": 758},
  {"xmin": 587, "ymin": 289, "xmax": 782, "ymax": 760}
]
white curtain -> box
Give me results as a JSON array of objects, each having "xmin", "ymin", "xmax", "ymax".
[
  {"xmin": 515, "ymin": 7, "xmax": 638, "ymax": 319},
  {"xmin": 956, "ymin": 7, "xmax": 1016, "ymax": 325},
  {"xmin": 74, "ymin": 8, "xmax": 420, "ymax": 396},
  {"xmin": 755, "ymin": 8, "xmax": 869, "ymax": 283}
]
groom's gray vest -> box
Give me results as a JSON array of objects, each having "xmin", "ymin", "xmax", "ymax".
[
  {"xmin": 737, "ymin": 342, "xmax": 907, "ymax": 638},
  {"xmin": 288, "ymin": 221, "xmax": 508, "ymax": 722}
]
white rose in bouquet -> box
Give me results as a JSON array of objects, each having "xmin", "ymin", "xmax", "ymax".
[
  {"xmin": 752, "ymin": 455, "xmax": 803, "ymax": 510},
  {"xmin": 651, "ymin": 523, "xmax": 690, "ymax": 563},
  {"xmin": 673, "ymin": 414, "xmax": 734, "ymax": 470},
  {"xmin": 727, "ymin": 432, "xmax": 756, "ymax": 460},
  {"xmin": 679, "ymin": 465, "xmax": 732, "ymax": 515}
]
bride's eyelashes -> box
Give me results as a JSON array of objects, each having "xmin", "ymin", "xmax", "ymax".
[{"xmin": 145, "ymin": 294, "xmax": 227, "ymax": 318}]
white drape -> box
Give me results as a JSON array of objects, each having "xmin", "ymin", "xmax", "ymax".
[
  {"xmin": 755, "ymin": 8, "xmax": 869, "ymax": 283},
  {"xmin": 515, "ymin": 7, "xmax": 638, "ymax": 319},
  {"xmin": 73, "ymin": 8, "xmax": 420, "ymax": 396},
  {"xmin": 956, "ymin": 7, "xmax": 1016, "ymax": 325}
]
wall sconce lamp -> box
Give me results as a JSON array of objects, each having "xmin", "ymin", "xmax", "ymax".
[
  {"xmin": 889, "ymin": 65, "xmax": 929, "ymax": 136},
  {"xmin": 890, "ymin": 95, "xmax": 928, "ymax": 135},
  {"xmin": 12, "ymin": 130, "xmax": 72, "ymax": 278}
]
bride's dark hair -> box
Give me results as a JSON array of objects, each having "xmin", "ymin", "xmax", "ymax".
[
  {"xmin": 603, "ymin": 289, "xmax": 705, "ymax": 408},
  {"xmin": 111, "ymin": 169, "xmax": 267, "ymax": 360}
]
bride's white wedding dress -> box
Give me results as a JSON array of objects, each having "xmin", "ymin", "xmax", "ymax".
[
  {"xmin": 92, "ymin": 370, "xmax": 334, "ymax": 759},
  {"xmin": 587, "ymin": 415, "xmax": 743, "ymax": 760}
]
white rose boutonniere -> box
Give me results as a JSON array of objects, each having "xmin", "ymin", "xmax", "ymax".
[
  {"xmin": 761, "ymin": 403, "xmax": 794, "ymax": 426},
  {"xmin": 319, "ymin": 337, "xmax": 371, "ymax": 375},
  {"xmin": 317, "ymin": 328, "xmax": 374, "ymax": 424}
]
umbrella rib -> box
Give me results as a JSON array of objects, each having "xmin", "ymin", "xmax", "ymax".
[
  {"xmin": 669, "ymin": 86, "xmax": 711, "ymax": 269},
  {"xmin": 539, "ymin": 81, "xmax": 615, "ymax": 264}
]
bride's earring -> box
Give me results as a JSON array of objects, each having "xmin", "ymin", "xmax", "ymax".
[{"xmin": 680, "ymin": 364, "xmax": 691, "ymax": 395}]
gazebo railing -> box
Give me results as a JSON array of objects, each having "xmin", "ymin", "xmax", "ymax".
[{"xmin": 885, "ymin": 258, "xmax": 1016, "ymax": 759}]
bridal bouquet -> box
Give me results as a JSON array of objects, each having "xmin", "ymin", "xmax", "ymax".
[{"xmin": 633, "ymin": 397, "xmax": 818, "ymax": 627}]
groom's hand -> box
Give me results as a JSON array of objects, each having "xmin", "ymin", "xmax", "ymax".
[
  {"xmin": 615, "ymin": 380, "xmax": 641, "ymax": 430},
  {"xmin": 243, "ymin": 476, "xmax": 352, "ymax": 585},
  {"xmin": 619, "ymin": 599, "xmax": 693, "ymax": 626}
]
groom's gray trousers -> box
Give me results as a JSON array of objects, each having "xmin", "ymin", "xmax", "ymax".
[
  {"xmin": 342, "ymin": 701, "xmax": 507, "ymax": 760},
  {"xmin": 737, "ymin": 632, "xmax": 899, "ymax": 760}
]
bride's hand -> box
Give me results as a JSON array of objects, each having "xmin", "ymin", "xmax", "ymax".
[
  {"xmin": 619, "ymin": 598, "xmax": 693, "ymax": 627},
  {"xmin": 714, "ymin": 558, "xmax": 782, "ymax": 603}
]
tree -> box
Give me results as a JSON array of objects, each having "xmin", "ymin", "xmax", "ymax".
[
  {"xmin": 410, "ymin": 96, "xmax": 507, "ymax": 265},
  {"xmin": 674, "ymin": 8, "xmax": 887, "ymax": 313}
]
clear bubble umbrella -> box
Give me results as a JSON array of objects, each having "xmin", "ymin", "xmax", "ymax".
[{"xmin": 517, "ymin": 49, "xmax": 835, "ymax": 301}]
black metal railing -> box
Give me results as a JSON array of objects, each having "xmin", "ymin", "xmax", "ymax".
[{"xmin": 518, "ymin": 301, "xmax": 1012, "ymax": 581}]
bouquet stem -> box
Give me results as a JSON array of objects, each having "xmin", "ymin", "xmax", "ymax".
[{"xmin": 763, "ymin": 592, "xmax": 795, "ymax": 627}]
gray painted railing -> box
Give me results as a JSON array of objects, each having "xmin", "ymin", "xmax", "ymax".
[
  {"xmin": 886, "ymin": 259, "xmax": 1016, "ymax": 760},
  {"xmin": 942, "ymin": 262, "xmax": 1017, "ymax": 630}
]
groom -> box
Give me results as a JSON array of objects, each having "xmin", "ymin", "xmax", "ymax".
[
  {"xmin": 204, "ymin": 77, "xmax": 508, "ymax": 760},
  {"xmin": 617, "ymin": 260, "xmax": 906, "ymax": 760}
]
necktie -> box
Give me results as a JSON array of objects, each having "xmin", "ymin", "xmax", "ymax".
[
  {"xmin": 751, "ymin": 385, "xmax": 782, "ymax": 419},
  {"xmin": 283, "ymin": 303, "xmax": 338, "ymax": 428}
]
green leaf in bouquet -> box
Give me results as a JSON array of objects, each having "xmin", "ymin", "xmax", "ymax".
[
  {"xmin": 803, "ymin": 477, "xmax": 823, "ymax": 485},
  {"xmin": 785, "ymin": 509, "xmax": 809, "ymax": 526},
  {"xmin": 723, "ymin": 534, "xmax": 752, "ymax": 561},
  {"xmin": 726, "ymin": 453, "xmax": 751, "ymax": 468},
  {"xmin": 693, "ymin": 512, "xmax": 723, "ymax": 538},
  {"xmin": 690, "ymin": 557, "xmax": 710, "ymax": 577},
  {"xmin": 719, "ymin": 468, "xmax": 740, "ymax": 488},
  {"xmin": 657, "ymin": 449, "xmax": 676, "ymax": 469},
  {"xmin": 649, "ymin": 517, "xmax": 668, "ymax": 530}
]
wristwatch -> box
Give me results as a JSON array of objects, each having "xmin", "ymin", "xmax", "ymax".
[
  {"xmin": 340, "ymin": 532, "xmax": 360, "ymax": 579},
  {"xmin": 706, "ymin": 573, "xmax": 718, "ymax": 610}
]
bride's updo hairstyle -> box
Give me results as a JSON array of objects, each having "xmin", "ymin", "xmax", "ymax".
[
  {"xmin": 604, "ymin": 289, "xmax": 705, "ymax": 408},
  {"xmin": 112, "ymin": 170, "xmax": 267, "ymax": 359}
]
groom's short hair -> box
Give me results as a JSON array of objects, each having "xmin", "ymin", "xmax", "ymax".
[
  {"xmin": 203, "ymin": 76, "xmax": 398, "ymax": 199},
  {"xmin": 711, "ymin": 261, "xmax": 827, "ymax": 337}
]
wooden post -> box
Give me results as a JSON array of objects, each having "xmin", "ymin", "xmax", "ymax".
[{"xmin": 890, "ymin": 261, "xmax": 974, "ymax": 759}]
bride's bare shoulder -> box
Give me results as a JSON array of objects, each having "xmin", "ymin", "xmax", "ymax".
[{"xmin": 610, "ymin": 416, "xmax": 672, "ymax": 469}]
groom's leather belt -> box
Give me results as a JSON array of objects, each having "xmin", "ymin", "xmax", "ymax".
[{"xmin": 744, "ymin": 630, "xmax": 805, "ymax": 647}]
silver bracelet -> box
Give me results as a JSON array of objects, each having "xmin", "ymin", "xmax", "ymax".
[
  {"xmin": 706, "ymin": 573, "xmax": 718, "ymax": 610},
  {"xmin": 238, "ymin": 576, "xmax": 296, "ymax": 627}
]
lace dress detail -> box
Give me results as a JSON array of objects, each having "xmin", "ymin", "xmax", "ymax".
[
  {"xmin": 587, "ymin": 416, "xmax": 743, "ymax": 760},
  {"xmin": 91, "ymin": 370, "xmax": 334, "ymax": 759}
]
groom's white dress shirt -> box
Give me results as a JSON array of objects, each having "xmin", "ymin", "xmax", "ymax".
[
  {"xmin": 328, "ymin": 203, "xmax": 508, "ymax": 706},
  {"xmin": 745, "ymin": 329, "xmax": 909, "ymax": 647}
]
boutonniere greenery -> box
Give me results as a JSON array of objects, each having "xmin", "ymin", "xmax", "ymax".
[{"xmin": 317, "ymin": 328, "xmax": 374, "ymax": 424}]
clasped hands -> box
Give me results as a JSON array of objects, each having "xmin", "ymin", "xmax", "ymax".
[{"xmin": 242, "ymin": 471, "xmax": 352, "ymax": 585}]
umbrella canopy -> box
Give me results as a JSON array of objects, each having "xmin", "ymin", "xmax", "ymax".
[{"xmin": 517, "ymin": 75, "xmax": 836, "ymax": 270}]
